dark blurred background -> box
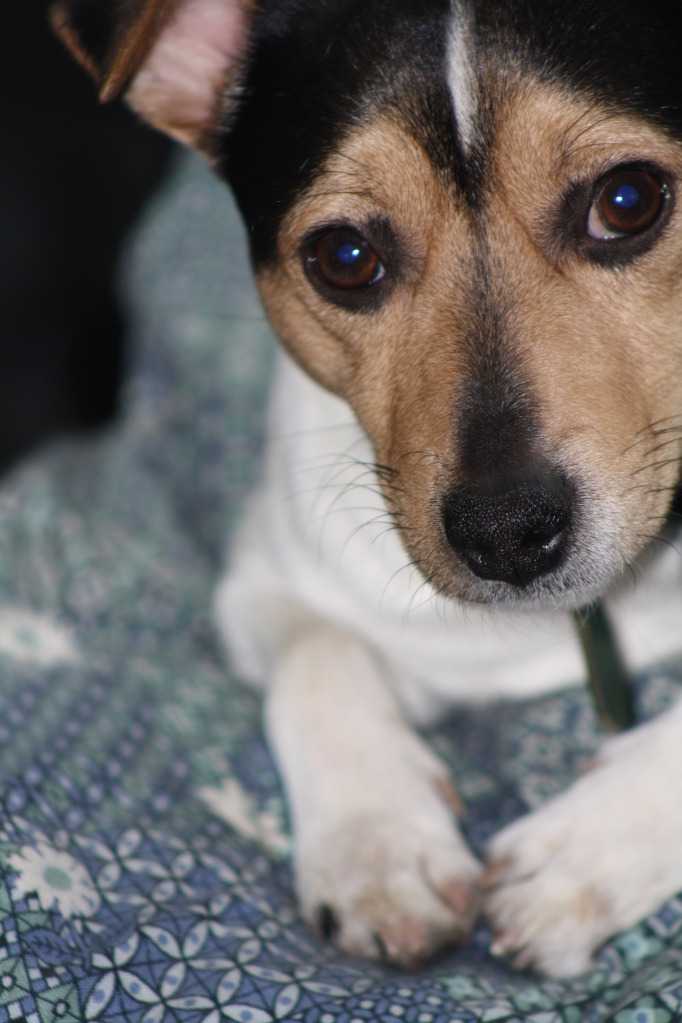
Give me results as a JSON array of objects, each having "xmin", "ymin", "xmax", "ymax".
[{"xmin": 2, "ymin": 3, "xmax": 173, "ymax": 475}]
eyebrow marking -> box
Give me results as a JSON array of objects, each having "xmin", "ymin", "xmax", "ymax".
[{"xmin": 447, "ymin": 0, "xmax": 479, "ymax": 159}]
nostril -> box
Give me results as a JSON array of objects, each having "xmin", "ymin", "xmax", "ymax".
[
  {"xmin": 465, "ymin": 547, "xmax": 491, "ymax": 572},
  {"xmin": 520, "ymin": 509, "xmax": 569, "ymax": 552}
]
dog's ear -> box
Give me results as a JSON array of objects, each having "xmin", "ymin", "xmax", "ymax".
[{"xmin": 51, "ymin": 0, "xmax": 252, "ymax": 152}]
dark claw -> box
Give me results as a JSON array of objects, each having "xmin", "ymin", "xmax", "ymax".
[{"xmin": 317, "ymin": 903, "xmax": 339, "ymax": 942}]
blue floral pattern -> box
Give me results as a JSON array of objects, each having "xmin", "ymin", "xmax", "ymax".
[{"xmin": 0, "ymin": 154, "xmax": 681, "ymax": 1022}]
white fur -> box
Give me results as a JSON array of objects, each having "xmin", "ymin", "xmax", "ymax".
[
  {"xmin": 265, "ymin": 623, "xmax": 481, "ymax": 962},
  {"xmin": 215, "ymin": 350, "xmax": 682, "ymax": 973},
  {"xmin": 447, "ymin": 1, "xmax": 479, "ymax": 157}
]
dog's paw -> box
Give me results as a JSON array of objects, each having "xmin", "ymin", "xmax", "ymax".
[
  {"xmin": 484, "ymin": 714, "xmax": 682, "ymax": 977},
  {"xmin": 297, "ymin": 799, "xmax": 481, "ymax": 967},
  {"xmin": 484, "ymin": 817, "xmax": 611, "ymax": 977}
]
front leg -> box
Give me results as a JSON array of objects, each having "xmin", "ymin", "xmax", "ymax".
[
  {"xmin": 485, "ymin": 698, "xmax": 682, "ymax": 977},
  {"xmin": 267, "ymin": 623, "xmax": 481, "ymax": 967}
]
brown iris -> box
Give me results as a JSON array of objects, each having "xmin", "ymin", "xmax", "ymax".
[
  {"xmin": 311, "ymin": 228, "xmax": 382, "ymax": 289},
  {"xmin": 587, "ymin": 169, "xmax": 667, "ymax": 240}
]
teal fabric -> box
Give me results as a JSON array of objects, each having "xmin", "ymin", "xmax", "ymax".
[{"xmin": 0, "ymin": 153, "xmax": 681, "ymax": 1023}]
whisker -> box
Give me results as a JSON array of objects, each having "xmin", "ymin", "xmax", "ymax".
[
  {"xmin": 635, "ymin": 532, "xmax": 681, "ymax": 556},
  {"xmin": 651, "ymin": 425, "xmax": 682, "ymax": 439},
  {"xmin": 405, "ymin": 573, "xmax": 436, "ymax": 620},
  {"xmin": 622, "ymin": 427, "xmax": 677, "ymax": 457},
  {"xmin": 316, "ymin": 467, "xmax": 400, "ymax": 546},
  {"xmin": 396, "ymin": 447, "xmax": 447, "ymax": 472},
  {"xmin": 629, "ymin": 454, "xmax": 682, "ymax": 478},
  {"xmin": 382, "ymin": 559, "xmax": 422, "ymax": 602},
  {"xmin": 342, "ymin": 512, "xmax": 402, "ymax": 553},
  {"xmin": 292, "ymin": 447, "xmax": 392, "ymax": 547},
  {"xmin": 329, "ymin": 503, "xmax": 395, "ymax": 518},
  {"xmin": 633, "ymin": 412, "xmax": 682, "ymax": 438},
  {"xmin": 292, "ymin": 461, "xmax": 402, "ymax": 501},
  {"xmin": 324, "ymin": 475, "xmax": 393, "ymax": 514},
  {"xmin": 620, "ymin": 481, "xmax": 679, "ymax": 499},
  {"xmin": 316, "ymin": 458, "xmax": 382, "ymax": 501},
  {"xmin": 561, "ymin": 105, "xmax": 618, "ymax": 159},
  {"xmin": 371, "ymin": 524, "xmax": 407, "ymax": 545},
  {"xmin": 287, "ymin": 477, "xmax": 386, "ymax": 503},
  {"xmin": 636, "ymin": 436, "xmax": 682, "ymax": 462}
]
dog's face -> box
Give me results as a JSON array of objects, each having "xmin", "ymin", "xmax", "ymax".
[
  {"xmin": 57, "ymin": 0, "xmax": 682, "ymax": 610},
  {"xmin": 225, "ymin": 0, "xmax": 682, "ymax": 610}
]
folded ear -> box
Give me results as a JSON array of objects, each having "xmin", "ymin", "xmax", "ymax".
[{"xmin": 51, "ymin": 0, "xmax": 252, "ymax": 152}]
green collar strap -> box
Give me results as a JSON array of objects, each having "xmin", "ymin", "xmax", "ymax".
[{"xmin": 572, "ymin": 602, "xmax": 636, "ymax": 733}]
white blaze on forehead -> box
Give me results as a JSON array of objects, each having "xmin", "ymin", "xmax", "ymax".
[{"xmin": 447, "ymin": 0, "xmax": 479, "ymax": 157}]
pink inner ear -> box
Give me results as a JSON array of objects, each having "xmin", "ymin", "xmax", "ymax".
[{"xmin": 127, "ymin": 0, "xmax": 249, "ymax": 148}]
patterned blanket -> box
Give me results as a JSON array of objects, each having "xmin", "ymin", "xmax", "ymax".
[{"xmin": 1, "ymin": 153, "xmax": 681, "ymax": 1023}]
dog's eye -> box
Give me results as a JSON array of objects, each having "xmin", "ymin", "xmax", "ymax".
[
  {"xmin": 305, "ymin": 228, "xmax": 385, "ymax": 291},
  {"xmin": 587, "ymin": 169, "xmax": 669, "ymax": 241}
]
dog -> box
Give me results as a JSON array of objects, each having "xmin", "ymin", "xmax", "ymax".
[{"xmin": 54, "ymin": 0, "xmax": 682, "ymax": 978}]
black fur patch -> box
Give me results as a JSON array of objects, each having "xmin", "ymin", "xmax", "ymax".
[
  {"xmin": 455, "ymin": 254, "xmax": 539, "ymax": 484},
  {"xmin": 473, "ymin": 0, "xmax": 682, "ymax": 136},
  {"xmin": 223, "ymin": 0, "xmax": 457, "ymax": 264}
]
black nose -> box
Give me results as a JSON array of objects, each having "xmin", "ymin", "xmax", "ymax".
[{"xmin": 442, "ymin": 471, "xmax": 573, "ymax": 587}]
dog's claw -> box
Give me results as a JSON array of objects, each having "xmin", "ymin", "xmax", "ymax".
[{"xmin": 490, "ymin": 933, "xmax": 511, "ymax": 958}]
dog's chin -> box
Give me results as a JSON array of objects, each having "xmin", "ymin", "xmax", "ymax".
[
  {"xmin": 453, "ymin": 574, "xmax": 613, "ymax": 613},
  {"xmin": 435, "ymin": 551, "xmax": 630, "ymax": 614}
]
